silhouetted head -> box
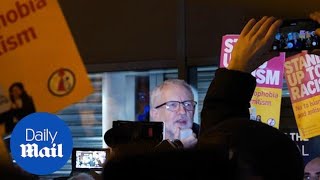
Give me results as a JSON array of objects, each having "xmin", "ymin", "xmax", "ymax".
[
  {"xmin": 199, "ymin": 118, "xmax": 304, "ymax": 180},
  {"xmin": 103, "ymin": 146, "xmax": 233, "ymax": 180}
]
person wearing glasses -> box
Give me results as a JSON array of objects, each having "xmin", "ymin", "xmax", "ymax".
[
  {"xmin": 150, "ymin": 79, "xmax": 198, "ymax": 149},
  {"xmin": 103, "ymin": 13, "xmax": 320, "ymax": 179},
  {"xmin": 104, "ymin": 15, "xmax": 303, "ymax": 179}
]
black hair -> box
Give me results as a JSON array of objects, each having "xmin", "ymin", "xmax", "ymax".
[{"xmin": 9, "ymin": 82, "xmax": 29, "ymax": 103}]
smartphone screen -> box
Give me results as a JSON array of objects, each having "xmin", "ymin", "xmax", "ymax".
[{"xmin": 271, "ymin": 19, "xmax": 320, "ymax": 52}]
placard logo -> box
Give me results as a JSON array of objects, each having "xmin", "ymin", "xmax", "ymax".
[
  {"xmin": 48, "ymin": 68, "xmax": 76, "ymax": 97},
  {"xmin": 10, "ymin": 112, "xmax": 73, "ymax": 175}
]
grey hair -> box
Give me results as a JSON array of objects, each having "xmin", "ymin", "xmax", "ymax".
[{"xmin": 150, "ymin": 79, "xmax": 194, "ymax": 108}]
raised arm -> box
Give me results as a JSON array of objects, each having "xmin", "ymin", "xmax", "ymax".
[{"xmin": 200, "ymin": 17, "xmax": 282, "ymax": 136}]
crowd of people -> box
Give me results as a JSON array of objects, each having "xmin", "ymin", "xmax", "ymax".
[
  {"xmin": 76, "ymin": 151, "xmax": 106, "ymax": 169},
  {"xmin": 1, "ymin": 10, "xmax": 320, "ymax": 180},
  {"xmin": 273, "ymin": 30, "xmax": 320, "ymax": 51}
]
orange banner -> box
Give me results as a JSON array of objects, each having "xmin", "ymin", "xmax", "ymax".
[{"xmin": 0, "ymin": 0, "xmax": 93, "ymax": 121}]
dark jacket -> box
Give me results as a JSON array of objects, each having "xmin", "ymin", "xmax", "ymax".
[
  {"xmin": 198, "ymin": 68, "xmax": 304, "ymax": 180},
  {"xmin": 192, "ymin": 122, "xmax": 200, "ymax": 138},
  {"xmin": 7, "ymin": 96, "xmax": 36, "ymax": 134},
  {"xmin": 11, "ymin": 95, "xmax": 36, "ymax": 121}
]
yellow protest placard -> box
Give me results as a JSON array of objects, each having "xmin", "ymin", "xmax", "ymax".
[
  {"xmin": 0, "ymin": 0, "xmax": 93, "ymax": 128},
  {"xmin": 284, "ymin": 52, "xmax": 320, "ymax": 139}
]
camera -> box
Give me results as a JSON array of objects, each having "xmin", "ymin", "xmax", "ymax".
[
  {"xmin": 271, "ymin": 19, "xmax": 320, "ymax": 52},
  {"xmin": 104, "ymin": 120, "xmax": 164, "ymax": 148}
]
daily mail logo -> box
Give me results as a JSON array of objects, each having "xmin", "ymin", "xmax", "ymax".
[
  {"xmin": 21, "ymin": 128, "xmax": 63, "ymax": 158},
  {"xmin": 10, "ymin": 112, "xmax": 73, "ymax": 175}
]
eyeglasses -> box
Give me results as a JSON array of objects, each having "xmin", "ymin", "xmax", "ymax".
[{"xmin": 154, "ymin": 100, "xmax": 197, "ymax": 112}]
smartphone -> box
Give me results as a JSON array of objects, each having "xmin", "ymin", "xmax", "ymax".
[{"xmin": 271, "ymin": 19, "xmax": 320, "ymax": 52}]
